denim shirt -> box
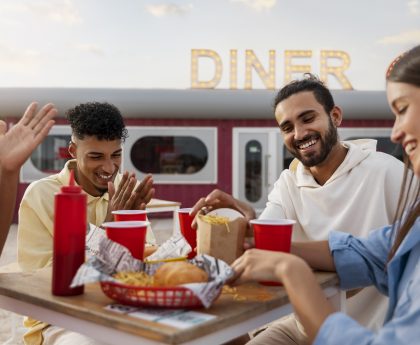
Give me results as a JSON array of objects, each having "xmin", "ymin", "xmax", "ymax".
[{"xmin": 314, "ymin": 217, "xmax": 420, "ymax": 345}]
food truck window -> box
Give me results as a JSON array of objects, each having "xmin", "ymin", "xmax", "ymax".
[
  {"xmin": 245, "ymin": 140, "xmax": 262, "ymax": 202},
  {"xmin": 124, "ymin": 127, "xmax": 217, "ymax": 184},
  {"xmin": 30, "ymin": 135, "xmax": 72, "ymax": 173},
  {"xmin": 283, "ymin": 148, "xmax": 294, "ymax": 171},
  {"xmin": 131, "ymin": 136, "xmax": 208, "ymax": 175}
]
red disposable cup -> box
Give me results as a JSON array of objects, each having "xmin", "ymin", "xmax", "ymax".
[
  {"xmin": 103, "ymin": 221, "xmax": 149, "ymax": 260},
  {"xmin": 112, "ymin": 210, "xmax": 148, "ymax": 221},
  {"xmin": 177, "ymin": 208, "xmax": 196, "ymax": 259},
  {"xmin": 250, "ymin": 219, "xmax": 296, "ymax": 286}
]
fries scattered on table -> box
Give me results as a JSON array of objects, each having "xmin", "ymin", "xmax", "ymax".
[
  {"xmin": 222, "ymin": 285, "xmax": 247, "ymax": 301},
  {"xmin": 222, "ymin": 285, "xmax": 274, "ymax": 302}
]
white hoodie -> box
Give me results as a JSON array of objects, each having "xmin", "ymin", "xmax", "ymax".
[{"xmin": 260, "ymin": 139, "xmax": 404, "ymax": 329}]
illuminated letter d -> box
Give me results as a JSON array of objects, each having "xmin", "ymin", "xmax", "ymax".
[{"xmin": 191, "ymin": 49, "xmax": 223, "ymax": 89}]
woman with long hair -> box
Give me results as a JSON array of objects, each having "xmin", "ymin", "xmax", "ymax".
[{"xmin": 231, "ymin": 45, "xmax": 420, "ymax": 345}]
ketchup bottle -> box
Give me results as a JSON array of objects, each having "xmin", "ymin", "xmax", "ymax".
[{"xmin": 52, "ymin": 170, "xmax": 86, "ymax": 296}]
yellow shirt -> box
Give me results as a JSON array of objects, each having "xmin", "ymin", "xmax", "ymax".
[{"xmin": 17, "ymin": 160, "xmax": 155, "ymax": 344}]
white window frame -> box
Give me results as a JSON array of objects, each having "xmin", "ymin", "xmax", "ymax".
[
  {"xmin": 123, "ymin": 126, "xmax": 218, "ymax": 184},
  {"xmin": 232, "ymin": 127, "xmax": 281, "ymax": 211},
  {"xmin": 20, "ymin": 125, "xmax": 72, "ymax": 183}
]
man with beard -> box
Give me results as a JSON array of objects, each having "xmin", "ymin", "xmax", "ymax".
[
  {"xmin": 17, "ymin": 102, "xmax": 154, "ymax": 345},
  {"xmin": 191, "ymin": 74, "xmax": 404, "ymax": 345}
]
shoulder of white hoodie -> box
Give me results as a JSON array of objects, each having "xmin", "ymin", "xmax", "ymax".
[
  {"xmin": 286, "ymin": 138, "xmax": 402, "ymax": 185},
  {"xmin": 342, "ymin": 138, "xmax": 377, "ymax": 152},
  {"xmin": 334, "ymin": 139, "xmax": 403, "ymax": 180},
  {"xmin": 343, "ymin": 138, "xmax": 403, "ymax": 166},
  {"xmin": 288, "ymin": 138, "xmax": 377, "ymax": 174}
]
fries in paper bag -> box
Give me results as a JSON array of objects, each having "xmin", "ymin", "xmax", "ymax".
[{"xmin": 196, "ymin": 208, "xmax": 247, "ymax": 264}]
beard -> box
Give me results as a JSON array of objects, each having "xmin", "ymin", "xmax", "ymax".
[{"xmin": 287, "ymin": 117, "xmax": 338, "ymax": 167}]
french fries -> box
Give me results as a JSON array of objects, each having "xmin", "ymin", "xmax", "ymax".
[
  {"xmin": 113, "ymin": 271, "xmax": 155, "ymax": 287},
  {"xmin": 200, "ymin": 214, "xmax": 231, "ymax": 232}
]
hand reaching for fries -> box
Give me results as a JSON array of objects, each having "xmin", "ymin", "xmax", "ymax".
[{"xmin": 190, "ymin": 189, "xmax": 256, "ymax": 228}]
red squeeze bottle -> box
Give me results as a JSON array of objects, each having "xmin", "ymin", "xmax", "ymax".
[{"xmin": 52, "ymin": 170, "xmax": 86, "ymax": 296}]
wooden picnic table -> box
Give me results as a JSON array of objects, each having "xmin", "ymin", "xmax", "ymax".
[{"xmin": 0, "ymin": 268, "xmax": 341, "ymax": 344}]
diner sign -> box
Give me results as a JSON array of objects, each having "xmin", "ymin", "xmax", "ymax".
[{"xmin": 191, "ymin": 49, "xmax": 353, "ymax": 90}]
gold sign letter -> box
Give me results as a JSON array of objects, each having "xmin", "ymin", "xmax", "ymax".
[
  {"xmin": 191, "ymin": 49, "xmax": 223, "ymax": 89},
  {"xmin": 284, "ymin": 50, "xmax": 312, "ymax": 84},
  {"xmin": 245, "ymin": 50, "xmax": 276, "ymax": 90},
  {"xmin": 230, "ymin": 49, "xmax": 238, "ymax": 90},
  {"xmin": 320, "ymin": 50, "xmax": 353, "ymax": 90}
]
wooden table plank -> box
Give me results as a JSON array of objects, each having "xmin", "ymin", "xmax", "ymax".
[{"xmin": 0, "ymin": 269, "xmax": 338, "ymax": 344}]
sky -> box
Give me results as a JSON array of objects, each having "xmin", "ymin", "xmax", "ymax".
[{"xmin": 0, "ymin": 0, "xmax": 419, "ymax": 90}]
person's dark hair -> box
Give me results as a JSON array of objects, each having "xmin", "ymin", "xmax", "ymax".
[
  {"xmin": 273, "ymin": 73, "xmax": 335, "ymax": 114},
  {"xmin": 386, "ymin": 45, "xmax": 420, "ymax": 87},
  {"xmin": 386, "ymin": 45, "xmax": 420, "ymax": 261},
  {"xmin": 67, "ymin": 102, "xmax": 128, "ymax": 142}
]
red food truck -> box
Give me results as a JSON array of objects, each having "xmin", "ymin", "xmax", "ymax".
[{"xmin": 0, "ymin": 88, "xmax": 399, "ymax": 220}]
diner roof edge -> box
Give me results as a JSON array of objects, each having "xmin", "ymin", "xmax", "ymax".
[{"xmin": 0, "ymin": 88, "xmax": 393, "ymax": 120}]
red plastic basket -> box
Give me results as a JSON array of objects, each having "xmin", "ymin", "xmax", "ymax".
[{"xmin": 100, "ymin": 281, "xmax": 204, "ymax": 308}]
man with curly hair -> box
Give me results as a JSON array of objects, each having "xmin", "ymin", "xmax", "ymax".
[{"xmin": 17, "ymin": 102, "xmax": 154, "ymax": 345}]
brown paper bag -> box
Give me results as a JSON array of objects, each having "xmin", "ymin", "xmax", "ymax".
[{"xmin": 196, "ymin": 214, "xmax": 248, "ymax": 264}]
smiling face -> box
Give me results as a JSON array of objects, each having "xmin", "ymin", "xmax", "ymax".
[
  {"xmin": 387, "ymin": 81, "xmax": 420, "ymax": 177},
  {"xmin": 275, "ymin": 91, "xmax": 341, "ymax": 167},
  {"xmin": 69, "ymin": 136, "xmax": 122, "ymax": 196}
]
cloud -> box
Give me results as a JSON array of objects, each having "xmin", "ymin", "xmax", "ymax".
[
  {"xmin": 145, "ymin": 3, "xmax": 193, "ymax": 17},
  {"xmin": 377, "ymin": 30, "xmax": 420, "ymax": 45},
  {"xmin": 0, "ymin": 43, "xmax": 41, "ymax": 72},
  {"xmin": 29, "ymin": 0, "xmax": 82, "ymax": 25},
  {"xmin": 76, "ymin": 44, "xmax": 105, "ymax": 56},
  {"xmin": 407, "ymin": 0, "xmax": 420, "ymax": 15},
  {"xmin": 230, "ymin": 0, "xmax": 277, "ymax": 11},
  {"xmin": 0, "ymin": 0, "xmax": 82, "ymax": 25},
  {"xmin": 0, "ymin": 3, "xmax": 28, "ymax": 13}
]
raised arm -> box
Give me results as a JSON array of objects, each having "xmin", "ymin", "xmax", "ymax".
[{"xmin": 0, "ymin": 102, "xmax": 56, "ymax": 255}]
